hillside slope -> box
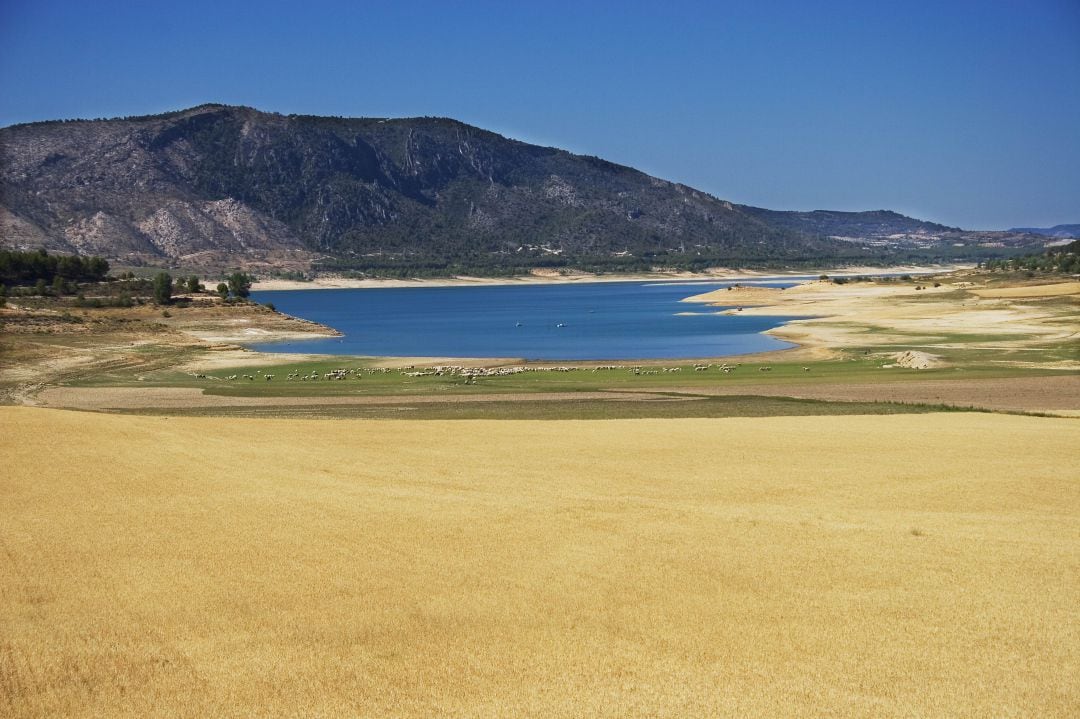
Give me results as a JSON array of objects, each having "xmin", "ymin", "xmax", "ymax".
[
  {"xmin": 1, "ymin": 105, "xmax": 860, "ymax": 271},
  {"xmin": 1008, "ymin": 224, "xmax": 1080, "ymax": 239},
  {"xmin": 0, "ymin": 105, "xmax": 1049, "ymax": 272}
]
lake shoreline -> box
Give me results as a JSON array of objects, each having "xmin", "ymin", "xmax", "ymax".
[
  {"xmin": 248, "ymin": 277, "xmax": 814, "ymax": 360},
  {"xmin": 252, "ymin": 264, "xmax": 967, "ymax": 292}
]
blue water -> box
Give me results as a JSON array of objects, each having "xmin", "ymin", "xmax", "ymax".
[{"xmin": 249, "ymin": 279, "xmax": 809, "ymax": 360}]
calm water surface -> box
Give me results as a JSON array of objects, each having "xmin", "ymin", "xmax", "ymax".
[{"xmin": 250, "ymin": 279, "xmax": 810, "ymax": 360}]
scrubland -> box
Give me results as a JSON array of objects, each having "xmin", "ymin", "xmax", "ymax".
[{"xmin": 2, "ymin": 407, "xmax": 1077, "ymax": 717}]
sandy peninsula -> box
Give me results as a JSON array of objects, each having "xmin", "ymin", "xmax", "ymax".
[{"xmin": 682, "ymin": 276, "xmax": 1080, "ymax": 370}]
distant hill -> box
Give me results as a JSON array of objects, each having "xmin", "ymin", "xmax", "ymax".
[
  {"xmin": 1007, "ymin": 224, "xmax": 1080, "ymax": 239},
  {"xmin": 0, "ymin": 104, "xmax": 1052, "ymax": 274},
  {"xmin": 742, "ymin": 208, "xmax": 958, "ymax": 239}
]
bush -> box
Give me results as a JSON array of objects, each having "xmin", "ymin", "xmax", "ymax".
[
  {"xmin": 152, "ymin": 272, "xmax": 173, "ymax": 305},
  {"xmin": 227, "ymin": 272, "xmax": 253, "ymax": 299}
]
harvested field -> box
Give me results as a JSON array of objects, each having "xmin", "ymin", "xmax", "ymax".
[{"xmin": 2, "ymin": 408, "xmax": 1078, "ymax": 717}]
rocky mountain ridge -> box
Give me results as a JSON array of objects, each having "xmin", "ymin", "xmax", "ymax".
[{"xmin": 0, "ymin": 104, "xmax": 1051, "ymax": 273}]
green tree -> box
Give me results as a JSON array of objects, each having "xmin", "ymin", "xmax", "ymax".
[
  {"xmin": 152, "ymin": 272, "xmax": 173, "ymax": 305},
  {"xmin": 186, "ymin": 275, "xmax": 202, "ymax": 293},
  {"xmin": 52, "ymin": 275, "xmax": 67, "ymax": 296},
  {"xmin": 227, "ymin": 272, "xmax": 252, "ymax": 299},
  {"xmin": 216, "ymin": 282, "xmax": 229, "ymax": 299},
  {"xmin": 0, "ymin": 283, "xmax": 7, "ymax": 306}
]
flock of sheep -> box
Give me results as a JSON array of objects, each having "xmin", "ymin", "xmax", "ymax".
[{"xmin": 189, "ymin": 361, "xmax": 809, "ymax": 384}]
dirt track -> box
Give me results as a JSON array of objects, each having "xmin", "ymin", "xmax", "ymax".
[{"xmin": 675, "ymin": 374, "xmax": 1080, "ymax": 413}]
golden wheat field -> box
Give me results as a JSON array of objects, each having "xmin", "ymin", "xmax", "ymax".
[{"xmin": 2, "ymin": 407, "xmax": 1078, "ymax": 717}]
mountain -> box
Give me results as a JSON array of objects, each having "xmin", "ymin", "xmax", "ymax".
[
  {"xmin": 0, "ymin": 104, "xmax": 1049, "ymax": 274},
  {"xmin": 1007, "ymin": 224, "xmax": 1080, "ymax": 239},
  {"xmin": 742, "ymin": 208, "xmax": 957, "ymax": 239}
]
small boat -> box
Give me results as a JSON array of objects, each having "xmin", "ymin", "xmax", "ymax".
[
  {"xmin": 515, "ymin": 322, "xmax": 522, "ymax": 327},
  {"xmin": 556, "ymin": 323, "xmax": 566, "ymax": 328}
]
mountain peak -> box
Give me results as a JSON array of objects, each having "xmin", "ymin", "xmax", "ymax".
[{"xmin": 0, "ymin": 105, "xmax": 1039, "ymax": 272}]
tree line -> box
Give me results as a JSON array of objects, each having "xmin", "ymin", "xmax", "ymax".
[
  {"xmin": 0, "ymin": 248, "xmax": 258, "ymax": 309},
  {"xmin": 982, "ymin": 240, "xmax": 1080, "ymax": 275},
  {"xmin": 149, "ymin": 271, "xmax": 253, "ymax": 305},
  {"xmin": 0, "ymin": 249, "xmax": 110, "ymax": 286}
]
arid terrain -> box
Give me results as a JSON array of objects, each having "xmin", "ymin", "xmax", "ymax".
[
  {"xmin": 3, "ymin": 271, "xmax": 1078, "ymax": 416},
  {"xmin": 2, "ymin": 270, "xmax": 1078, "ymax": 717},
  {"xmin": 2, "ymin": 408, "xmax": 1077, "ymax": 717},
  {"xmin": 683, "ymin": 274, "xmax": 1080, "ymax": 371}
]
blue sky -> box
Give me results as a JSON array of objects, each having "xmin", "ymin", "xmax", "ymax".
[{"xmin": 1, "ymin": 0, "xmax": 1077, "ymax": 229}]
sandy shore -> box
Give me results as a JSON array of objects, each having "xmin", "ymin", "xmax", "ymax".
[
  {"xmin": 251, "ymin": 265, "xmax": 968, "ymax": 291},
  {"xmin": 681, "ymin": 276, "xmax": 1080, "ymax": 369}
]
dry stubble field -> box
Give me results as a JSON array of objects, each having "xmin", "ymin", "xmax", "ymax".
[{"xmin": 2, "ymin": 407, "xmax": 1078, "ymax": 717}]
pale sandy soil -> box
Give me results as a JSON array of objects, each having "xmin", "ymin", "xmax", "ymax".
[
  {"xmin": 970, "ymin": 281, "xmax": 1080, "ymax": 298},
  {"xmin": 683, "ymin": 279, "xmax": 1080, "ymax": 368},
  {"xmin": 252, "ymin": 265, "xmax": 966, "ymax": 291},
  {"xmin": 176, "ymin": 324, "xmax": 338, "ymax": 344},
  {"xmin": 0, "ymin": 301, "xmax": 343, "ymax": 402},
  {"xmin": 177, "ymin": 352, "xmax": 522, "ymax": 373},
  {"xmin": 2, "ymin": 408, "xmax": 1077, "ymax": 717},
  {"xmin": 160, "ymin": 313, "xmax": 341, "ymax": 344},
  {"xmin": 680, "ymin": 285, "xmax": 786, "ymax": 307}
]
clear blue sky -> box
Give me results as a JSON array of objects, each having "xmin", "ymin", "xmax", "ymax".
[{"xmin": 2, "ymin": 0, "xmax": 1078, "ymax": 229}]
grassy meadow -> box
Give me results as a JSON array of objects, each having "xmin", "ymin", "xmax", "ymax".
[
  {"xmin": 2, "ymin": 407, "xmax": 1078, "ymax": 717},
  {"xmin": 66, "ymin": 354, "xmax": 1072, "ymax": 398}
]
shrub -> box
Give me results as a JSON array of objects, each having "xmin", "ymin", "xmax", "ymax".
[
  {"xmin": 227, "ymin": 272, "xmax": 253, "ymax": 299},
  {"xmin": 152, "ymin": 272, "xmax": 173, "ymax": 305}
]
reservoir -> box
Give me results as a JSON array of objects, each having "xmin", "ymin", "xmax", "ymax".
[{"xmin": 249, "ymin": 278, "xmax": 808, "ymax": 360}]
